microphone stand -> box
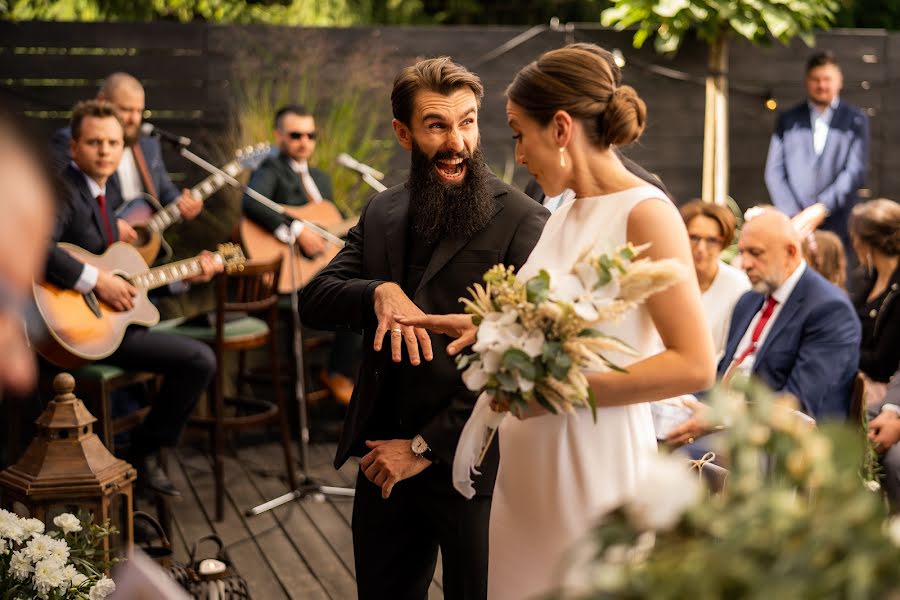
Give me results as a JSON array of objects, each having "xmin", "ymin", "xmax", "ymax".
[{"xmin": 168, "ymin": 142, "xmax": 355, "ymax": 512}]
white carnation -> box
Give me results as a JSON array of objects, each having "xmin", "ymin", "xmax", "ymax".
[
  {"xmin": 0, "ymin": 509, "xmax": 26, "ymax": 543},
  {"xmin": 53, "ymin": 513, "xmax": 82, "ymax": 535},
  {"xmin": 89, "ymin": 575, "xmax": 116, "ymax": 599},
  {"xmin": 8, "ymin": 548, "xmax": 33, "ymax": 580},
  {"xmin": 625, "ymin": 452, "xmax": 701, "ymax": 531},
  {"xmin": 25, "ymin": 533, "xmax": 55, "ymax": 562},
  {"xmin": 71, "ymin": 570, "xmax": 89, "ymax": 588}
]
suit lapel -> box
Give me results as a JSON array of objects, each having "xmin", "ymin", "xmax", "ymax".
[
  {"xmin": 414, "ymin": 188, "xmax": 504, "ymax": 296},
  {"xmin": 756, "ymin": 270, "xmax": 810, "ymax": 361},
  {"xmin": 384, "ymin": 190, "xmax": 410, "ymax": 283},
  {"xmin": 798, "ymin": 107, "xmax": 816, "ymax": 164},
  {"xmin": 69, "ymin": 166, "xmax": 113, "ymax": 247},
  {"xmin": 722, "ymin": 294, "xmax": 763, "ymax": 368},
  {"xmin": 819, "ymin": 102, "xmax": 848, "ymax": 166}
]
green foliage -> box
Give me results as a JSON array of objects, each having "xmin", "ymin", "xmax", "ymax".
[
  {"xmin": 601, "ymin": 0, "xmax": 842, "ymax": 55},
  {"xmin": 233, "ymin": 75, "xmax": 394, "ymax": 217},
  {"xmin": 566, "ymin": 378, "xmax": 899, "ymax": 599}
]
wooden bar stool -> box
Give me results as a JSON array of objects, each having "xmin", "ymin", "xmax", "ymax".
[{"xmin": 169, "ymin": 255, "xmax": 296, "ymax": 521}]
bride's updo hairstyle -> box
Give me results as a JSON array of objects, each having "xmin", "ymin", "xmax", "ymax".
[{"xmin": 506, "ymin": 43, "xmax": 646, "ymax": 148}]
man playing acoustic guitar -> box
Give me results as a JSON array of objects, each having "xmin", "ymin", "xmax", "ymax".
[
  {"xmin": 44, "ymin": 100, "xmax": 220, "ymax": 498},
  {"xmin": 242, "ymin": 104, "xmax": 360, "ymax": 405}
]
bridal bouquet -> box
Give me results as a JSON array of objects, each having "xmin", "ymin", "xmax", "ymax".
[
  {"xmin": 0, "ymin": 509, "xmax": 117, "ymax": 600},
  {"xmin": 453, "ymin": 243, "xmax": 686, "ymax": 498}
]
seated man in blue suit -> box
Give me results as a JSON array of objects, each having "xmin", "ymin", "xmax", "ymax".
[
  {"xmin": 764, "ymin": 50, "xmax": 869, "ymax": 251},
  {"xmin": 51, "ymin": 72, "xmax": 204, "ymax": 244},
  {"xmin": 668, "ymin": 208, "xmax": 861, "ymax": 447}
]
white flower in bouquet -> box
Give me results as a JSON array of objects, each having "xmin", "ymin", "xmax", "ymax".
[
  {"xmin": 0, "ymin": 508, "xmax": 26, "ymax": 543},
  {"xmin": 70, "ymin": 569, "xmax": 89, "ymax": 588},
  {"xmin": 33, "ymin": 556, "xmax": 68, "ymax": 598},
  {"xmin": 624, "ymin": 453, "xmax": 701, "ymax": 531},
  {"xmin": 89, "ymin": 575, "xmax": 116, "ymax": 599},
  {"xmin": 22, "ymin": 517, "xmax": 45, "ymax": 539},
  {"xmin": 9, "ymin": 548, "xmax": 33, "ymax": 580},
  {"xmin": 25, "ymin": 533, "xmax": 69, "ymax": 563},
  {"xmin": 53, "ymin": 512, "xmax": 82, "ymax": 535}
]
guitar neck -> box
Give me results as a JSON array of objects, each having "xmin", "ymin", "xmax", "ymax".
[
  {"xmin": 146, "ymin": 159, "xmax": 245, "ymax": 233},
  {"xmin": 127, "ymin": 254, "xmax": 214, "ymax": 291}
]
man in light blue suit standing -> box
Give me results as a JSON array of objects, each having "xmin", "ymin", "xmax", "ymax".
[{"xmin": 764, "ymin": 51, "xmax": 869, "ymax": 250}]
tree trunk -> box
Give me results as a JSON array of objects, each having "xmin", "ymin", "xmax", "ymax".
[{"xmin": 701, "ymin": 36, "xmax": 729, "ymax": 205}]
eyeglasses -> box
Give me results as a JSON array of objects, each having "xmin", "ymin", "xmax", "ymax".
[
  {"xmin": 286, "ymin": 131, "xmax": 317, "ymax": 141},
  {"xmin": 689, "ymin": 235, "xmax": 724, "ymax": 248}
]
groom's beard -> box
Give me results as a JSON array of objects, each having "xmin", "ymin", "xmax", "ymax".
[{"xmin": 407, "ymin": 141, "xmax": 495, "ymax": 246}]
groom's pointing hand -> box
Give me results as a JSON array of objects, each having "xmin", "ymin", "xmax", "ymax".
[{"xmin": 361, "ymin": 439, "xmax": 432, "ymax": 499}]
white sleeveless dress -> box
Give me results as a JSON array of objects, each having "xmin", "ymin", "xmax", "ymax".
[{"xmin": 487, "ymin": 186, "xmax": 667, "ymax": 599}]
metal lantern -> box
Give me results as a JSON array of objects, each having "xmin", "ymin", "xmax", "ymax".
[{"xmin": 0, "ymin": 372, "xmax": 136, "ymax": 554}]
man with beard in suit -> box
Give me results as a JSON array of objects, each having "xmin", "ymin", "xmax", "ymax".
[{"xmin": 298, "ymin": 57, "xmax": 549, "ymax": 600}]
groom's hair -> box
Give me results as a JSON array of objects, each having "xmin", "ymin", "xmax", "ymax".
[{"xmin": 391, "ymin": 57, "xmax": 484, "ymax": 126}]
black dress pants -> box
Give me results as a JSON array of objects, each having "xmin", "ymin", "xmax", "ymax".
[
  {"xmin": 104, "ymin": 326, "xmax": 215, "ymax": 455},
  {"xmin": 352, "ymin": 467, "xmax": 491, "ymax": 600}
]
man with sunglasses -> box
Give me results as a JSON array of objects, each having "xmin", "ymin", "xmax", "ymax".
[
  {"xmin": 242, "ymin": 104, "xmax": 359, "ymax": 405},
  {"xmin": 242, "ymin": 104, "xmax": 332, "ymax": 258}
]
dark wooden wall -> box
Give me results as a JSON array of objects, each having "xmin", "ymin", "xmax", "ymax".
[{"xmin": 0, "ymin": 21, "xmax": 894, "ymax": 208}]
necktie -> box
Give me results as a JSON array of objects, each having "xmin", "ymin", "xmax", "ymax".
[
  {"xmin": 732, "ymin": 295, "xmax": 778, "ymax": 367},
  {"xmin": 96, "ymin": 193, "xmax": 115, "ymax": 247}
]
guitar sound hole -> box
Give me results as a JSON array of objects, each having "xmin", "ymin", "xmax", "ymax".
[{"xmin": 133, "ymin": 227, "xmax": 152, "ymax": 246}]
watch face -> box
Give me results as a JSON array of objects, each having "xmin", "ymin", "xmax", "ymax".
[{"xmin": 412, "ymin": 435, "xmax": 428, "ymax": 455}]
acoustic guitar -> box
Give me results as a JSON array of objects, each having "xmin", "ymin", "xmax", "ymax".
[
  {"xmin": 29, "ymin": 242, "xmax": 246, "ymax": 369},
  {"xmin": 239, "ymin": 202, "xmax": 358, "ymax": 293},
  {"xmin": 116, "ymin": 144, "xmax": 271, "ymax": 265}
]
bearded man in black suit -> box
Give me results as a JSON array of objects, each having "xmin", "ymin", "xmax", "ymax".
[{"xmin": 298, "ymin": 58, "xmax": 549, "ymax": 600}]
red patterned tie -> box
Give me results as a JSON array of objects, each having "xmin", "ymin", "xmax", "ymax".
[
  {"xmin": 96, "ymin": 193, "xmax": 115, "ymax": 247},
  {"xmin": 732, "ymin": 295, "xmax": 778, "ymax": 367}
]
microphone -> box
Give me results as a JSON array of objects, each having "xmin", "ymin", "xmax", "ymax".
[
  {"xmin": 336, "ymin": 153, "xmax": 384, "ymax": 180},
  {"xmin": 141, "ymin": 122, "xmax": 192, "ymax": 147}
]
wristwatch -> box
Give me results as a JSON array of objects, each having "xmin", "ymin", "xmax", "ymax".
[{"xmin": 411, "ymin": 435, "xmax": 433, "ymax": 461}]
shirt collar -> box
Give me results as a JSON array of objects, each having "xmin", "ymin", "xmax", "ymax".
[
  {"xmin": 771, "ymin": 260, "xmax": 806, "ymax": 305},
  {"xmin": 71, "ymin": 161, "xmax": 106, "ymax": 198},
  {"xmin": 808, "ymin": 96, "xmax": 840, "ymax": 117},
  {"xmin": 288, "ymin": 158, "xmax": 309, "ymax": 174}
]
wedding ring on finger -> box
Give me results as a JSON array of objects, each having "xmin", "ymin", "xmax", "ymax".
[
  {"xmin": 687, "ymin": 437, "xmax": 695, "ymax": 444},
  {"xmin": 391, "ymin": 328, "xmax": 402, "ymax": 335}
]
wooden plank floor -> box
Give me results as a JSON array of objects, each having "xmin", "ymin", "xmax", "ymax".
[{"xmin": 159, "ymin": 441, "xmax": 444, "ymax": 600}]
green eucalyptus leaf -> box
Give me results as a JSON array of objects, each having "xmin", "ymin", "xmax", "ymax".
[
  {"xmin": 526, "ymin": 270, "xmax": 551, "ymax": 305},
  {"xmin": 503, "ymin": 348, "xmax": 537, "ymax": 380}
]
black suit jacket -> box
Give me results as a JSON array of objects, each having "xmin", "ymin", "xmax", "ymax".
[
  {"xmin": 45, "ymin": 165, "xmax": 124, "ymax": 289},
  {"xmin": 298, "ymin": 176, "xmax": 549, "ymax": 496},
  {"xmin": 51, "ymin": 127, "xmax": 181, "ymax": 205},
  {"xmin": 242, "ymin": 152, "xmax": 335, "ymax": 233},
  {"xmin": 523, "ymin": 151, "xmax": 674, "ymax": 204}
]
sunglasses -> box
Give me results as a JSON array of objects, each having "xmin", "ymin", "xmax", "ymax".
[{"xmin": 286, "ymin": 131, "xmax": 317, "ymax": 141}]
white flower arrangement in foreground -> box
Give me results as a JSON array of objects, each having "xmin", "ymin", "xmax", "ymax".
[
  {"xmin": 0, "ymin": 509, "xmax": 116, "ymax": 600},
  {"xmin": 453, "ymin": 244, "xmax": 685, "ymax": 497}
]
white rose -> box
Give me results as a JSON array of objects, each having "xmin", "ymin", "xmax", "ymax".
[
  {"xmin": 624, "ymin": 452, "xmax": 700, "ymax": 531},
  {"xmin": 89, "ymin": 575, "xmax": 116, "ymax": 599},
  {"xmin": 53, "ymin": 513, "xmax": 82, "ymax": 535},
  {"xmin": 461, "ymin": 360, "xmax": 490, "ymax": 391}
]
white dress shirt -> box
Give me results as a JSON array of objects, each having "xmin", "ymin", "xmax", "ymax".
[
  {"xmin": 273, "ymin": 159, "xmax": 324, "ymax": 243},
  {"xmin": 809, "ymin": 97, "xmax": 839, "ymax": 157},
  {"xmin": 72, "ymin": 170, "xmax": 107, "ymax": 293},
  {"xmin": 117, "ymin": 147, "xmax": 143, "ymax": 202},
  {"xmin": 732, "ymin": 261, "xmax": 807, "ymax": 374}
]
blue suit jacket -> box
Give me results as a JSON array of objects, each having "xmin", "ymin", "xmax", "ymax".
[
  {"xmin": 718, "ymin": 266, "xmax": 861, "ymax": 421},
  {"xmin": 51, "ymin": 127, "xmax": 181, "ymax": 206},
  {"xmin": 764, "ymin": 100, "xmax": 869, "ymax": 245}
]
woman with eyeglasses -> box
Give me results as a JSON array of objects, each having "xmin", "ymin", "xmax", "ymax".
[{"xmin": 680, "ymin": 200, "xmax": 750, "ymax": 359}]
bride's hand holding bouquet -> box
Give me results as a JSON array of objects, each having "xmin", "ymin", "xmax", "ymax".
[{"xmin": 399, "ymin": 243, "xmax": 686, "ymax": 497}]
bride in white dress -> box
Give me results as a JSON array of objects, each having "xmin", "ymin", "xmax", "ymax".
[{"xmin": 400, "ymin": 43, "xmax": 715, "ymax": 599}]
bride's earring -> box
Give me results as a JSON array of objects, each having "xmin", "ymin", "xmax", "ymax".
[{"xmin": 559, "ymin": 147, "xmax": 567, "ymax": 168}]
